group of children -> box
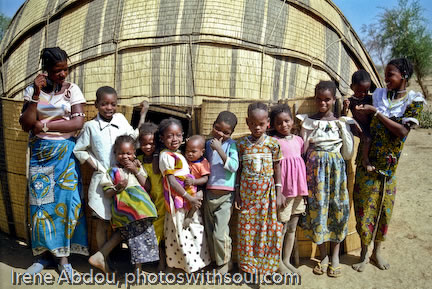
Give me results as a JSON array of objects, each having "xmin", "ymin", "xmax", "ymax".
[{"xmin": 69, "ymin": 57, "xmax": 421, "ymax": 278}]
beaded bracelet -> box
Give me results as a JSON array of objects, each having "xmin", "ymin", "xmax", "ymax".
[
  {"xmin": 71, "ymin": 112, "xmax": 86, "ymax": 118},
  {"xmin": 275, "ymin": 183, "xmax": 282, "ymax": 187},
  {"xmin": 28, "ymin": 98, "xmax": 39, "ymax": 103}
]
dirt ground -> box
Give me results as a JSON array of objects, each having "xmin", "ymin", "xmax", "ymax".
[{"xmin": 1, "ymin": 128, "xmax": 431, "ymax": 289}]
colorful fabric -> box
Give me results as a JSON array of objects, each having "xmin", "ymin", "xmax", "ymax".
[
  {"xmin": 29, "ymin": 137, "xmax": 88, "ymax": 257},
  {"xmin": 188, "ymin": 157, "xmax": 211, "ymax": 180},
  {"xmin": 274, "ymin": 135, "xmax": 308, "ymax": 198},
  {"xmin": 160, "ymin": 150, "xmax": 211, "ymax": 273},
  {"xmin": 23, "ymin": 83, "xmax": 85, "ymax": 140},
  {"xmin": 354, "ymin": 93, "xmax": 424, "ymax": 245},
  {"xmin": 159, "ymin": 150, "xmax": 197, "ymax": 212},
  {"xmin": 205, "ymin": 138, "xmax": 239, "ymax": 191},
  {"xmin": 140, "ymin": 159, "xmax": 166, "ymax": 244},
  {"xmin": 103, "ymin": 167, "xmax": 157, "ymax": 229},
  {"xmin": 303, "ymin": 150, "xmax": 350, "ymax": 244},
  {"xmin": 353, "ymin": 167, "xmax": 396, "ymax": 245},
  {"xmin": 74, "ymin": 113, "xmax": 138, "ymax": 220},
  {"xmin": 236, "ymin": 135, "xmax": 284, "ymax": 274},
  {"xmin": 118, "ymin": 219, "xmax": 159, "ymax": 264}
]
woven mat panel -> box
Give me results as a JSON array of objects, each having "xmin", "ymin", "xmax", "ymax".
[{"xmin": 0, "ymin": 181, "xmax": 10, "ymax": 234}]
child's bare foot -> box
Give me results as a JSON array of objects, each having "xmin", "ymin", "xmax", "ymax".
[
  {"xmin": 352, "ymin": 245, "xmax": 369, "ymax": 272},
  {"xmin": 370, "ymin": 252, "xmax": 390, "ymax": 270},
  {"xmin": 89, "ymin": 251, "xmax": 110, "ymax": 273},
  {"xmin": 282, "ymin": 260, "xmax": 300, "ymax": 274}
]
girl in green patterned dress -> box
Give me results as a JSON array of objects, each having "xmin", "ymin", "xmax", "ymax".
[{"xmin": 352, "ymin": 58, "xmax": 425, "ymax": 272}]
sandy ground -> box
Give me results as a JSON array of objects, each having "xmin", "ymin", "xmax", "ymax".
[{"xmin": 1, "ymin": 128, "xmax": 431, "ymax": 289}]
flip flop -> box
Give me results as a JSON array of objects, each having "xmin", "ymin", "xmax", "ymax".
[
  {"xmin": 58, "ymin": 264, "xmax": 74, "ymax": 281},
  {"xmin": 327, "ymin": 265, "xmax": 342, "ymax": 278},
  {"xmin": 26, "ymin": 258, "xmax": 56, "ymax": 274},
  {"xmin": 313, "ymin": 262, "xmax": 328, "ymax": 275}
]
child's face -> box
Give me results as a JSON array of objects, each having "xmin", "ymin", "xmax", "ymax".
[
  {"xmin": 211, "ymin": 121, "xmax": 233, "ymax": 142},
  {"xmin": 273, "ymin": 112, "xmax": 293, "ymax": 136},
  {"xmin": 140, "ymin": 134, "xmax": 155, "ymax": 157},
  {"xmin": 95, "ymin": 93, "xmax": 117, "ymax": 121},
  {"xmin": 115, "ymin": 142, "xmax": 136, "ymax": 167},
  {"xmin": 315, "ymin": 89, "xmax": 335, "ymax": 114},
  {"xmin": 161, "ymin": 124, "xmax": 183, "ymax": 151},
  {"xmin": 352, "ymin": 81, "xmax": 371, "ymax": 99},
  {"xmin": 385, "ymin": 64, "xmax": 404, "ymax": 91},
  {"xmin": 185, "ymin": 139, "xmax": 204, "ymax": 162},
  {"xmin": 246, "ymin": 109, "xmax": 269, "ymax": 139}
]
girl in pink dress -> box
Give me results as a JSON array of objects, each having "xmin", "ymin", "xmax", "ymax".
[{"xmin": 270, "ymin": 104, "xmax": 308, "ymax": 274}]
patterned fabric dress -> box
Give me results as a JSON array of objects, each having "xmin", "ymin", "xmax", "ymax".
[
  {"xmin": 159, "ymin": 150, "xmax": 211, "ymax": 273},
  {"xmin": 236, "ymin": 135, "xmax": 284, "ymax": 274},
  {"xmin": 24, "ymin": 82, "xmax": 88, "ymax": 257},
  {"xmin": 298, "ymin": 115, "xmax": 354, "ymax": 245},
  {"xmin": 140, "ymin": 159, "xmax": 166, "ymax": 244},
  {"xmin": 354, "ymin": 89, "xmax": 425, "ymax": 245},
  {"xmin": 101, "ymin": 167, "xmax": 159, "ymax": 264}
]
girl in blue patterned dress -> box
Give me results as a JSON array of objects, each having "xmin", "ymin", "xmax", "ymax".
[{"xmin": 298, "ymin": 81, "xmax": 354, "ymax": 277}]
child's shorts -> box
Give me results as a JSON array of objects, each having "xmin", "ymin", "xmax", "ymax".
[{"xmin": 278, "ymin": 196, "xmax": 306, "ymax": 223}]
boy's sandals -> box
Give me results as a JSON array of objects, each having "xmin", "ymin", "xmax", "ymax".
[
  {"xmin": 313, "ymin": 262, "xmax": 328, "ymax": 275},
  {"xmin": 327, "ymin": 265, "xmax": 342, "ymax": 278}
]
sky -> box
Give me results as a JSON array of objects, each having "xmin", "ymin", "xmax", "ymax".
[{"xmin": 1, "ymin": 0, "xmax": 431, "ymax": 43}]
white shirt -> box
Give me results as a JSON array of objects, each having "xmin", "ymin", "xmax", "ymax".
[{"xmin": 73, "ymin": 113, "xmax": 138, "ymax": 220}]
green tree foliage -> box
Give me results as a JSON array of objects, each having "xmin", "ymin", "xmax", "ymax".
[
  {"xmin": 362, "ymin": 0, "xmax": 432, "ymax": 98},
  {"xmin": 0, "ymin": 13, "xmax": 11, "ymax": 41}
]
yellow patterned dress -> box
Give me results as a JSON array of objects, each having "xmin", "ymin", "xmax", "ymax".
[
  {"xmin": 140, "ymin": 158, "xmax": 165, "ymax": 244},
  {"xmin": 236, "ymin": 135, "xmax": 284, "ymax": 274}
]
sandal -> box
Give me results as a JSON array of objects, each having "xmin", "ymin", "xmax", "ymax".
[
  {"xmin": 58, "ymin": 263, "xmax": 74, "ymax": 281},
  {"xmin": 26, "ymin": 258, "xmax": 56, "ymax": 274},
  {"xmin": 313, "ymin": 262, "xmax": 328, "ymax": 275},
  {"xmin": 327, "ymin": 265, "xmax": 342, "ymax": 277}
]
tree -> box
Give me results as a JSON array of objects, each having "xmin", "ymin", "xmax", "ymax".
[
  {"xmin": 0, "ymin": 13, "xmax": 11, "ymax": 42},
  {"xmin": 362, "ymin": 0, "xmax": 432, "ymax": 98}
]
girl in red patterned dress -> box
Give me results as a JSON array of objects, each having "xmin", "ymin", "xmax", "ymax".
[{"xmin": 235, "ymin": 102, "xmax": 284, "ymax": 275}]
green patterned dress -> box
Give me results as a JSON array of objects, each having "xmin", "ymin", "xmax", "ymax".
[{"xmin": 353, "ymin": 89, "xmax": 425, "ymax": 245}]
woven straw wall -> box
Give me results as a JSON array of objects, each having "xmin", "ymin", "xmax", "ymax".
[{"xmin": 0, "ymin": 0, "xmax": 381, "ymax": 256}]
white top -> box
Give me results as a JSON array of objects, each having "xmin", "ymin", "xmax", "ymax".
[
  {"xmin": 297, "ymin": 115, "xmax": 354, "ymax": 160},
  {"xmin": 159, "ymin": 150, "xmax": 191, "ymax": 177},
  {"xmin": 73, "ymin": 113, "xmax": 138, "ymax": 220},
  {"xmin": 23, "ymin": 83, "xmax": 86, "ymax": 140},
  {"xmin": 373, "ymin": 88, "xmax": 426, "ymax": 125}
]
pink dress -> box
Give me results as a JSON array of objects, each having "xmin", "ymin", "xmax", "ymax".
[{"xmin": 274, "ymin": 135, "xmax": 308, "ymax": 197}]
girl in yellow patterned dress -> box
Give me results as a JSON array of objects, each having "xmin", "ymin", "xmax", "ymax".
[
  {"xmin": 235, "ymin": 102, "xmax": 284, "ymax": 275},
  {"xmin": 137, "ymin": 122, "xmax": 166, "ymax": 271}
]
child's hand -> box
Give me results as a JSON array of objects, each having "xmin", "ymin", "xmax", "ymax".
[
  {"xmin": 184, "ymin": 177, "xmax": 195, "ymax": 187},
  {"xmin": 189, "ymin": 195, "xmax": 202, "ymax": 210},
  {"xmin": 210, "ymin": 137, "xmax": 223, "ymax": 151},
  {"xmin": 124, "ymin": 159, "xmax": 139, "ymax": 175},
  {"xmin": 355, "ymin": 104, "xmax": 376, "ymax": 115},
  {"xmin": 342, "ymin": 99, "xmax": 350, "ymax": 115},
  {"xmin": 115, "ymin": 178, "xmax": 128, "ymax": 193},
  {"xmin": 276, "ymin": 193, "xmax": 286, "ymax": 209},
  {"xmin": 234, "ymin": 191, "xmax": 242, "ymax": 210}
]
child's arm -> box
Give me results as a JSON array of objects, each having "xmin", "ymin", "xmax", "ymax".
[
  {"xmin": 104, "ymin": 178, "xmax": 128, "ymax": 198},
  {"xmin": 274, "ymin": 160, "xmax": 285, "ymax": 209},
  {"xmin": 209, "ymin": 138, "xmax": 239, "ymax": 172},
  {"xmin": 73, "ymin": 124, "xmax": 99, "ymax": 171},
  {"xmin": 341, "ymin": 98, "xmax": 350, "ymax": 116},
  {"xmin": 166, "ymin": 175, "xmax": 202, "ymax": 209},
  {"xmin": 185, "ymin": 175, "xmax": 209, "ymax": 187},
  {"xmin": 137, "ymin": 100, "xmax": 149, "ymax": 130},
  {"xmin": 234, "ymin": 163, "xmax": 242, "ymax": 210}
]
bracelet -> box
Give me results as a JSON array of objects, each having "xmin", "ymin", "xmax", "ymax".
[
  {"xmin": 182, "ymin": 191, "xmax": 187, "ymax": 197},
  {"xmin": 28, "ymin": 98, "xmax": 39, "ymax": 103},
  {"xmin": 71, "ymin": 112, "xmax": 86, "ymax": 118},
  {"xmin": 374, "ymin": 110, "xmax": 380, "ymax": 117},
  {"xmin": 275, "ymin": 183, "xmax": 282, "ymax": 188},
  {"xmin": 136, "ymin": 170, "xmax": 145, "ymax": 177},
  {"xmin": 235, "ymin": 184, "xmax": 240, "ymax": 188}
]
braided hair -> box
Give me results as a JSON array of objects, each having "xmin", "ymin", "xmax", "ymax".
[
  {"xmin": 388, "ymin": 58, "xmax": 414, "ymax": 80},
  {"xmin": 351, "ymin": 69, "xmax": 371, "ymax": 85},
  {"xmin": 113, "ymin": 135, "xmax": 136, "ymax": 154},
  {"xmin": 247, "ymin": 102, "xmax": 268, "ymax": 117},
  {"xmin": 40, "ymin": 47, "xmax": 68, "ymax": 71},
  {"xmin": 269, "ymin": 104, "xmax": 292, "ymax": 128}
]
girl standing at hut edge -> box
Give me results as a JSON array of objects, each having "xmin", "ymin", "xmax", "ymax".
[
  {"xmin": 235, "ymin": 102, "xmax": 284, "ymax": 275},
  {"xmin": 20, "ymin": 47, "xmax": 88, "ymax": 278}
]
